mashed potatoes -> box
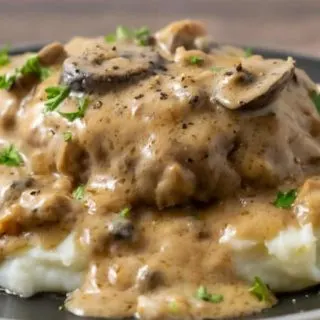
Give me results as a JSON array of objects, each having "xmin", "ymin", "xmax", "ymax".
[
  {"xmin": 221, "ymin": 223, "xmax": 320, "ymax": 292},
  {"xmin": 0, "ymin": 234, "xmax": 87, "ymax": 297}
]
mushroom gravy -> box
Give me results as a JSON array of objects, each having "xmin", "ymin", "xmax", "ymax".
[{"xmin": 0, "ymin": 20, "xmax": 320, "ymax": 319}]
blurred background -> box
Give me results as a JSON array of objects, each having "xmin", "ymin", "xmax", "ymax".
[{"xmin": 0, "ymin": 0, "xmax": 319, "ymax": 56}]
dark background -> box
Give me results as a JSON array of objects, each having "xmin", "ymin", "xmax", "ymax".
[{"xmin": 0, "ymin": 0, "xmax": 319, "ymax": 56}]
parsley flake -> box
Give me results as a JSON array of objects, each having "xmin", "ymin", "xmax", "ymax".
[
  {"xmin": 0, "ymin": 73, "xmax": 17, "ymax": 90},
  {"xmin": 0, "ymin": 145, "xmax": 23, "ymax": 167},
  {"xmin": 105, "ymin": 34, "xmax": 116, "ymax": 43},
  {"xmin": 134, "ymin": 27, "xmax": 151, "ymax": 46},
  {"xmin": 189, "ymin": 56, "xmax": 204, "ymax": 65},
  {"xmin": 311, "ymin": 91, "xmax": 320, "ymax": 113},
  {"xmin": 59, "ymin": 96, "xmax": 89, "ymax": 121},
  {"xmin": 45, "ymin": 86, "xmax": 70, "ymax": 112},
  {"xmin": 244, "ymin": 47, "xmax": 253, "ymax": 58},
  {"xmin": 73, "ymin": 185, "xmax": 85, "ymax": 201},
  {"xmin": 119, "ymin": 207, "xmax": 131, "ymax": 219},
  {"xmin": 196, "ymin": 286, "xmax": 223, "ymax": 303},
  {"xmin": 105, "ymin": 25, "xmax": 150, "ymax": 46},
  {"xmin": 249, "ymin": 277, "xmax": 272, "ymax": 302},
  {"xmin": 273, "ymin": 189, "xmax": 297, "ymax": 209},
  {"xmin": 20, "ymin": 55, "xmax": 50, "ymax": 81},
  {"xmin": 0, "ymin": 55, "xmax": 50, "ymax": 90},
  {"xmin": 63, "ymin": 131, "xmax": 72, "ymax": 142},
  {"xmin": 116, "ymin": 25, "xmax": 132, "ymax": 40},
  {"xmin": 0, "ymin": 46, "xmax": 10, "ymax": 67}
]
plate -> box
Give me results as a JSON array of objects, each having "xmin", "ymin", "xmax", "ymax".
[{"xmin": 1, "ymin": 45, "xmax": 320, "ymax": 320}]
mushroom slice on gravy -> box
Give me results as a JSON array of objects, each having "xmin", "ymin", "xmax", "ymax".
[
  {"xmin": 213, "ymin": 57, "xmax": 295, "ymax": 109},
  {"xmin": 62, "ymin": 42, "xmax": 162, "ymax": 91}
]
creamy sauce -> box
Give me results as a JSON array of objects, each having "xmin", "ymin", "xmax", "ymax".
[{"xmin": 0, "ymin": 19, "xmax": 319, "ymax": 319}]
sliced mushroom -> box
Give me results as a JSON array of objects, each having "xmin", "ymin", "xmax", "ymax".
[
  {"xmin": 154, "ymin": 20, "xmax": 207, "ymax": 54},
  {"xmin": 61, "ymin": 42, "xmax": 162, "ymax": 92},
  {"xmin": 213, "ymin": 57, "xmax": 295, "ymax": 110},
  {"xmin": 38, "ymin": 42, "xmax": 66, "ymax": 66}
]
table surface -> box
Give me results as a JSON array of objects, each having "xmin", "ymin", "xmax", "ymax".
[{"xmin": 0, "ymin": 0, "xmax": 319, "ymax": 57}]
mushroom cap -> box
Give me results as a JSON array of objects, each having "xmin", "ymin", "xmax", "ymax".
[
  {"xmin": 155, "ymin": 19, "xmax": 207, "ymax": 54},
  {"xmin": 62, "ymin": 42, "xmax": 162, "ymax": 92},
  {"xmin": 213, "ymin": 57, "xmax": 295, "ymax": 110}
]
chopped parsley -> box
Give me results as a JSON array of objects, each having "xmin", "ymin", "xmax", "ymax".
[
  {"xmin": 0, "ymin": 46, "xmax": 10, "ymax": 67},
  {"xmin": 20, "ymin": 55, "xmax": 50, "ymax": 81},
  {"xmin": 134, "ymin": 27, "xmax": 151, "ymax": 46},
  {"xmin": 273, "ymin": 189, "xmax": 297, "ymax": 209},
  {"xmin": 59, "ymin": 96, "xmax": 89, "ymax": 121},
  {"xmin": 189, "ymin": 56, "xmax": 204, "ymax": 65},
  {"xmin": 105, "ymin": 25, "xmax": 150, "ymax": 46},
  {"xmin": 72, "ymin": 185, "xmax": 85, "ymax": 201},
  {"xmin": 116, "ymin": 25, "xmax": 132, "ymax": 40},
  {"xmin": 63, "ymin": 131, "xmax": 72, "ymax": 142},
  {"xmin": 0, "ymin": 73, "xmax": 17, "ymax": 90},
  {"xmin": 45, "ymin": 86, "xmax": 70, "ymax": 112},
  {"xmin": 119, "ymin": 207, "xmax": 131, "ymax": 219},
  {"xmin": 0, "ymin": 55, "xmax": 50, "ymax": 90},
  {"xmin": 105, "ymin": 34, "xmax": 116, "ymax": 43},
  {"xmin": 311, "ymin": 91, "xmax": 320, "ymax": 113},
  {"xmin": 249, "ymin": 277, "xmax": 272, "ymax": 302},
  {"xmin": 0, "ymin": 145, "xmax": 23, "ymax": 167},
  {"xmin": 196, "ymin": 286, "xmax": 223, "ymax": 303},
  {"xmin": 244, "ymin": 47, "xmax": 253, "ymax": 58}
]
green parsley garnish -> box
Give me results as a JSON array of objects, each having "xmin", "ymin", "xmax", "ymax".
[
  {"xmin": 116, "ymin": 25, "xmax": 132, "ymax": 41},
  {"xmin": 0, "ymin": 73, "xmax": 17, "ymax": 90},
  {"xmin": 211, "ymin": 66, "xmax": 225, "ymax": 72},
  {"xmin": 20, "ymin": 55, "xmax": 50, "ymax": 81},
  {"xmin": 0, "ymin": 55, "xmax": 50, "ymax": 90},
  {"xmin": 59, "ymin": 96, "xmax": 89, "ymax": 121},
  {"xmin": 244, "ymin": 47, "xmax": 253, "ymax": 58},
  {"xmin": 105, "ymin": 34, "xmax": 116, "ymax": 43},
  {"xmin": 63, "ymin": 131, "xmax": 72, "ymax": 142},
  {"xmin": 119, "ymin": 207, "xmax": 131, "ymax": 218},
  {"xmin": 105, "ymin": 25, "xmax": 150, "ymax": 46},
  {"xmin": 0, "ymin": 46, "xmax": 10, "ymax": 67},
  {"xmin": 134, "ymin": 27, "xmax": 151, "ymax": 46},
  {"xmin": 196, "ymin": 286, "xmax": 223, "ymax": 303},
  {"xmin": 273, "ymin": 189, "xmax": 297, "ymax": 209},
  {"xmin": 249, "ymin": 277, "xmax": 272, "ymax": 302},
  {"xmin": 0, "ymin": 144, "xmax": 23, "ymax": 167},
  {"xmin": 45, "ymin": 86, "xmax": 70, "ymax": 112},
  {"xmin": 189, "ymin": 56, "xmax": 204, "ymax": 65},
  {"xmin": 311, "ymin": 91, "xmax": 320, "ymax": 113},
  {"xmin": 105, "ymin": 25, "xmax": 131, "ymax": 43},
  {"xmin": 72, "ymin": 185, "xmax": 85, "ymax": 201}
]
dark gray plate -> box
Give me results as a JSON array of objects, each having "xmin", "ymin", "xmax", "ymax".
[{"xmin": 1, "ymin": 45, "xmax": 320, "ymax": 320}]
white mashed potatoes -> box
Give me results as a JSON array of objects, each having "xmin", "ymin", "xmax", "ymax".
[
  {"xmin": 0, "ymin": 234, "xmax": 88, "ymax": 297},
  {"xmin": 1, "ymin": 224, "xmax": 320, "ymax": 298},
  {"xmin": 221, "ymin": 223, "xmax": 320, "ymax": 292}
]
